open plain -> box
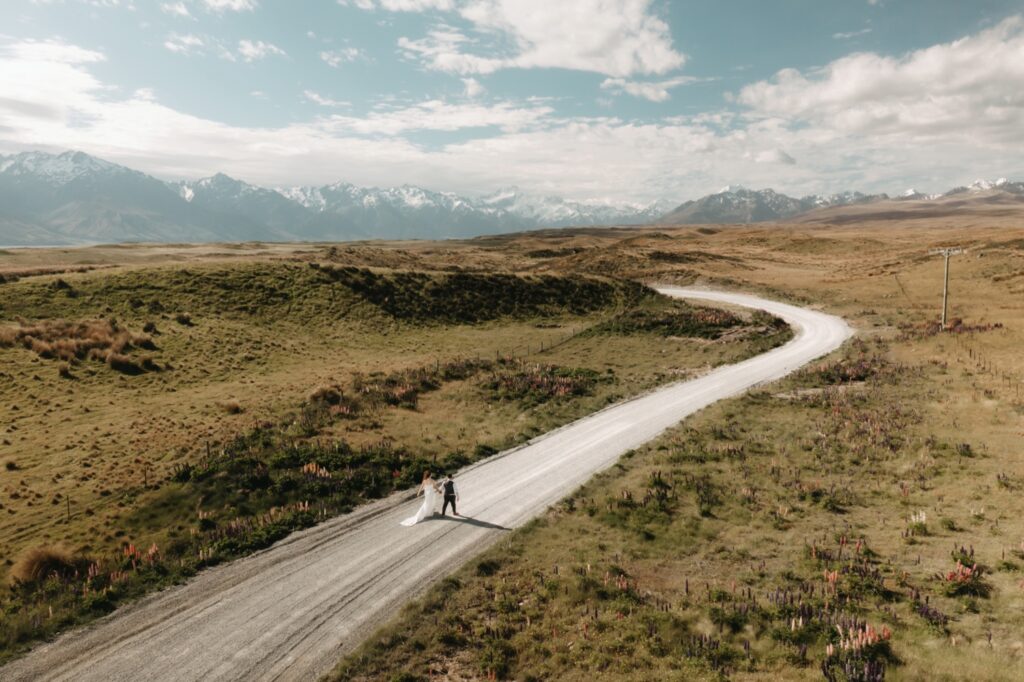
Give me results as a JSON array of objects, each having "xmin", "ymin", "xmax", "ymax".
[{"xmin": 2, "ymin": 199, "xmax": 1024, "ymax": 680}]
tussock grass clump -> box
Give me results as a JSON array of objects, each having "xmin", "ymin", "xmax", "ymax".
[
  {"xmin": 0, "ymin": 318, "xmax": 158, "ymax": 370},
  {"xmin": 308, "ymin": 384, "xmax": 345, "ymax": 406},
  {"xmin": 9, "ymin": 545, "xmax": 90, "ymax": 586}
]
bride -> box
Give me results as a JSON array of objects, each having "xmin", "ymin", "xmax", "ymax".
[{"xmin": 400, "ymin": 471, "xmax": 440, "ymax": 526}]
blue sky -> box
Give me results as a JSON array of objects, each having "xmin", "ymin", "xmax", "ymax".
[{"xmin": 1, "ymin": 0, "xmax": 1022, "ymax": 203}]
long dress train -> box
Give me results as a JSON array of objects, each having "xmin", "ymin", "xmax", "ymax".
[{"xmin": 400, "ymin": 485, "xmax": 437, "ymax": 526}]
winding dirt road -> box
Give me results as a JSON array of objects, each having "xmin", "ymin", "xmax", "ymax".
[{"xmin": 1, "ymin": 288, "xmax": 851, "ymax": 682}]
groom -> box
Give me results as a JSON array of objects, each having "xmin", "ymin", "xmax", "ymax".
[{"xmin": 440, "ymin": 473, "xmax": 459, "ymax": 517}]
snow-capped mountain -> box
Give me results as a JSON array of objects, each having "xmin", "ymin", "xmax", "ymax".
[
  {"xmin": 477, "ymin": 187, "xmax": 670, "ymax": 227},
  {"xmin": 0, "ymin": 150, "xmax": 667, "ymax": 245},
  {"xmin": 658, "ymin": 186, "xmax": 888, "ymax": 225},
  {"xmin": 2, "ymin": 150, "xmax": 1023, "ymax": 244},
  {"xmin": 943, "ymin": 178, "xmax": 1024, "ymax": 197},
  {"xmin": 0, "ymin": 150, "xmax": 122, "ymax": 185},
  {"xmin": 0, "ymin": 151, "xmax": 282, "ymax": 244}
]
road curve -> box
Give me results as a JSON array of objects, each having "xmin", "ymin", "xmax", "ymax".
[{"xmin": 1, "ymin": 288, "xmax": 852, "ymax": 682}]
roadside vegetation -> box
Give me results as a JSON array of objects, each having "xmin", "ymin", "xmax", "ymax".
[
  {"xmin": 334, "ymin": 336, "xmax": 1024, "ymax": 681},
  {"xmin": 329, "ymin": 223, "xmax": 1024, "ymax": 680},
  {"xmin": 0, "ymin": 257, "xmax": 784, "ymax": 662}
]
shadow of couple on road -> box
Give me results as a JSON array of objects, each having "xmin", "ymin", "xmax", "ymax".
[{"xmin": 423, "ymin": 514, "xmax": 509, "ymax": 531}]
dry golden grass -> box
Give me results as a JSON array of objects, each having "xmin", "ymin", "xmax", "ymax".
[
  {"xmin": 8, "ymin": 545, "xmax": 87, "ymax": 586},
  {"xmin": 330, "ymin": 207, "xmax": 1024, "ymax": 681},
  {"xmin": 4, "ymin": 207, "xmax": 1024, "ymax": 677}
]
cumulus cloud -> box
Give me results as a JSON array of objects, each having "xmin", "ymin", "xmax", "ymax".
[
  {"xmin": 600, "ymin": 75, "xmax": 700, "ymax": 102},
  {"xmin": 303, "ymin": 90, "xmax": 351, "ymax": 108},
  {"xmin": 754, "ymin": 149, "xmax": 796, "ymax": 165},
  {"xmin": 237, "ymin": 40, "xmax": 286, "ymax": 62},
  {"xmin": 461, "ymin": 77, "xmax": 485, "ymax": 98},
  {"xmin": 160, "ymin": 2, "xmax": 192, "ymax": 18},
  {"xmin": 30, "ymin": 0, "xmax": 131, "ymax": 6},
  {"xmin": 339, "ymin": 0, "xmax": 455, "ymax": 8},
  {"xmin": 324, "ymin": 99, "xmax": 552, "ymax": 135},
  {"xmin": 319, "ymin": 47, "xmax": 364, "ymax": 67},
  {"xmin": 163, "ymin": 33, "xmax": 205, "ymax": 55},
  {"xmin": 200, "ymin": 0, "xmax": 257, "ymax": 11},
  {"xmin": 737, "ymin": 16, "xmax": 1024, "ymax": 148},
  {"xmin": 384, "ymin": 0, "xmax": 684, "ymax": 77},
  {"xmin": 2, "ymin": 26, "xmax": 1023, "ymax": 204}
]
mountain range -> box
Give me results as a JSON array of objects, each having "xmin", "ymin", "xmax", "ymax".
[
  {"xmin": 1, "ymin": 150, "xmax": 1022, "ymax": 246},
  {"xmin": 0, "ymin": 151, "xmax": 668, "ymax": 246}
]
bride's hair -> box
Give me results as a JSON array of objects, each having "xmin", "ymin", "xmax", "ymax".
[{"xmin": 422, "ymin": 470, "xmax": 431, "ymax": 481}]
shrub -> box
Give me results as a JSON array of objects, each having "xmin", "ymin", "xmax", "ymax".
[
  {"xmin": 476, "ymin": 558, "xmax": 502, "ymax": 576},
  {"xmin": 591, "ymin": 302, "xmax": 746, "ymax": 339},
  {"xmin": 9, "ymin": 545, "xmax": 89, "ymax": 586},
  {"xmin": 481, "ymin": 363, "xmax": 605, "ymax": 406},
  {"xmin": 308, "ymin": 384, "xmax": 344, "ymax": 405},
  {"xmin": 105, "ymin": 352, "xmax": 142, "ymax": 374}
]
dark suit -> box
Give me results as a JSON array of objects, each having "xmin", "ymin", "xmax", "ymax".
[{"xmin": 441, "ymin": 478, "xmax": 458, "ymax": 516}]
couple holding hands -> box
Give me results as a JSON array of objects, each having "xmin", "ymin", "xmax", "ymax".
[{"xmin": 399, "ymin": 471, "xmax": 459, "ymax": 527}]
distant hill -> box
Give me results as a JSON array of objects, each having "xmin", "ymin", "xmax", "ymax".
[
  {"xmin": 789, "ymin": 187, "xmax": 1024, "ymax": 225},
  {"xmin": 658, "ymin": 186, "xmax": 887, "ymax": 224},
  {"xmin": 659, "ymin": 181, "xmax": 1024, "ymax": 225},
  {"xmin": 0, "ymin": 151, "xmax": 668, "ymax": 246},
  {"xmin": 2, "ymin": 150, "xmax": 1021, "ymax": 244}
]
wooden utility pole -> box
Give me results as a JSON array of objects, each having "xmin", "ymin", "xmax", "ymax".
[{"xmin": 929, "ymin": 247, "xmax": 963, "ymax": 329}]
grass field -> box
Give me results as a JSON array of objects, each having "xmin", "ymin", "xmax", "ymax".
[
  {"xmin": 0, "ymin": 249, "xmax": 786, "ymax": 660},
  {"xmin": 3, "ymin": 213, "xmax": 1023, "ymax": 678},
  {"xmin": 328, "ymin": 218, "xmax": 1024, "ymax": 680}
]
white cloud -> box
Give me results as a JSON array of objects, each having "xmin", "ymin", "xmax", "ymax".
[
  {"xmin": 31, "ymin": 0, "xmax": 132, "ymax": 6},
  {"xmin": 461, "ymin": 77, "xmax": 484, "ymax": 98},
  {"xmin": 319, "ymin": 47, "xmax": 363, "ymax": 67},
  {"xmin": 737, "ymin": 16, "xmax": 1024, "ymax": 148},
  {"xmin": 386, "ymin": 0, "xmax": 684, "ymax": 77},
  {"xmin": 164, "ymin": 33, "xmax": 205, "ymax": 55},
  {"xmin": 160, "ymin": 2, "xmax": 192, "ymax": 18},
  {"xmin": 304, "ymin": 90, "xmax": 351, "ymax": 108},
  {"xmin": 324, "ymin": 99, "xmax": 551, "ymax": 135},
  {"xmin": 600, "ymin": 75, "xmax": 699, "ymax": 102},
  {"xmin": 337, "ymin": 0, "xmax": 377, "ymax": 9},
  {"xmin": 339, "ymin": 0, "xmax": 453, "ymax": 9},
  {"xmin": 2, "ymin": 30, "xmax": 1023, "ymax": 205},
  {"xmin": 833, "ymin": 28, "xmax": 872, "ymax": 40},
  {"xmin": 754, "ymin": 149, "xmax": 796, "ymax": 165},
  {"xmin": 200, "ymin": 0, "xmax": 256, "ymax": 11},
  {"xmin": 237, "ymin": 39, "xmax": 286, "ymax": 62}
]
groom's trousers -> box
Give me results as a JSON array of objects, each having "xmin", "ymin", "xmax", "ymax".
[{"xmin": 442, "ymin": 494, "xmax": 457, "ymax": 516}]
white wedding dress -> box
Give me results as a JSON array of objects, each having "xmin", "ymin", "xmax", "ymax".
[{"xmin": 400, "ymin": 483, "xmax": 437, "ymax": 526}]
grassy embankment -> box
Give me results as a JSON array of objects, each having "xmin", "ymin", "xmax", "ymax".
[
  {"xmin": 333, "ymin": 225, "xmax": 1024, "ymax": 681},
  {"xmin": 0, "ymin": 256, "xmax": 788, "ymax": 661}
]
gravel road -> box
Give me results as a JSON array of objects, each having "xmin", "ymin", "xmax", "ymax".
[{"xmin": 0, "ymin": 287, "xmax": 851, "ymax": 682}]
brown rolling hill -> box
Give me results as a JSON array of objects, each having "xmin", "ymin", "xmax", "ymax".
[{"xmin": 789, "ymin": 189, "xmax": 1024, "ymax": 226}]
